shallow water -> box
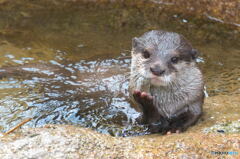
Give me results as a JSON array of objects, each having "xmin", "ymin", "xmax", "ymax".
[{"xmin": 0, "ymin": 0, "xmax": 239, "ymax": 136}]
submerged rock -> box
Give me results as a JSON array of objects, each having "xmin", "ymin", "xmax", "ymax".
[{"xmin": 204, "ymin": 120, "xmax": 240, "ymax": 133}]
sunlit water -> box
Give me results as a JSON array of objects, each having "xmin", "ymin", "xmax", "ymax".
[{"xmin": 0, "ymin": 1, "xmax": 239, "ymax": 136}]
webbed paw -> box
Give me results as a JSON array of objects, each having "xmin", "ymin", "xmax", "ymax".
[{"xmin": 133, "ymin": 90, "xmax": 153, "ymax": 106}]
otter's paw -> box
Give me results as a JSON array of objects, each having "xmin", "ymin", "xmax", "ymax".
[
  {"xmin": 166, "ymin": 129, "xmax": 181, "ymax": 135},
  {"xmin": 133, "ymin": 90, "xmax": 153, "ymax": 106}
]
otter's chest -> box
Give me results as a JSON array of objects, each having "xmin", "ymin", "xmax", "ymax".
[
  {"xmin": 150, "ymin": 86, "xmax": 185, "ymax": 104},
  {"xmin": 149, "ymin": 85, "xmax": 192, "ymax": 118}
]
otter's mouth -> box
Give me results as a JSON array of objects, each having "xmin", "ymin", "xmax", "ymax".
[{"xmin": 150, "ymin": 75, "xmax": 174, "ymax": 86}]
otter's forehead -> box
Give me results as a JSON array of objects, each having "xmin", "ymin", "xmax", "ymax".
[
  {"xmin": 139, "ymin": 30, "xmax": 188, "ymax": 52},
  {"xmin": 132, "ymin": 30, "xmax": 197, "ymax": 60}
]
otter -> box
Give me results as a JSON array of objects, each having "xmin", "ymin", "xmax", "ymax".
[{"xmin": 129, "ymin": 30, "xmax": 204, "ymax": 134}]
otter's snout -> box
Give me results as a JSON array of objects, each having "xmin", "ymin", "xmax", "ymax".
[{"xmin": 150, "ymin": 65, "xmax": 165, "ymax": 76}]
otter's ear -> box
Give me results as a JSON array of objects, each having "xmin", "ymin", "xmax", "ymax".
[
  {"xmin": 191, "ymin": 49, "xmax": 199, "ymax": 59},
  {"xmin": 132, "ymin": 37, "xmax": 141, "ymax": 48}
]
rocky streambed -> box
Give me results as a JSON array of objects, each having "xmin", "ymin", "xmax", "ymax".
[
  {"xmin": 0, "ymin": 0, "xmax": 240, "ymax": 158},
  {"xmin": 1, "ymin": 95, "xmax": 240, "ymax": 158}
]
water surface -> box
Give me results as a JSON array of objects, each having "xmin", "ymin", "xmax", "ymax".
[{"xmin": 0, "ymin": 1, "xmax": 239, "ymax": 136}]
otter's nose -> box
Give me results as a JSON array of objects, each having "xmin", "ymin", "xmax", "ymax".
[{"xmin": 150, "ymin": 66, "xmax": 165, "ymax": 76}]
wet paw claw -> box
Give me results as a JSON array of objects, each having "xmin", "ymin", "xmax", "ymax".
[{"xmin": 133, "ymin": 90, "xmax": 153, "ymax": 104}]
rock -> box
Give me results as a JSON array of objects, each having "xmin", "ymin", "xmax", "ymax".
[{"xmin": 1, "ymin": 95, "xmax": 240, "ymax": 158}]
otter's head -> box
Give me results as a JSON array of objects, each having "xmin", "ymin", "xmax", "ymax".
[{"xmin": 131, "ymin": 30, "xmax": 199, "ymax": 87}]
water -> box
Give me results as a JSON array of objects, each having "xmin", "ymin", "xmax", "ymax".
[{"xmin": 0, "ymin": 0, "xmax": 239, "ymax": 136}]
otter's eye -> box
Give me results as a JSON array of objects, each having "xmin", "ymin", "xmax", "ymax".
[
  {"xmin": 171, "ymin": 57, "xmax": 179, "ymax": 63},
  {"xmin": 142, "ymin": 50, "xmax": 150, "ymax": 59}
]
